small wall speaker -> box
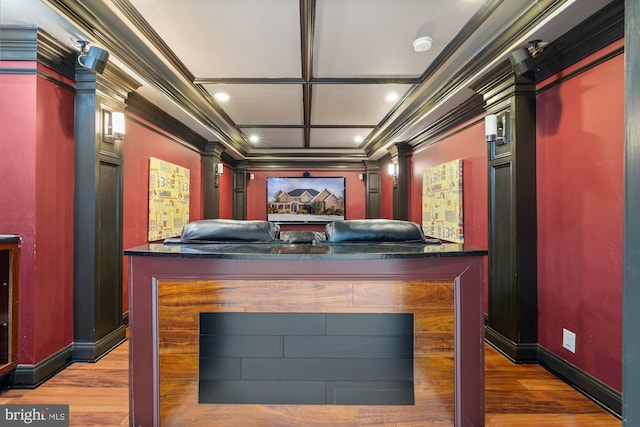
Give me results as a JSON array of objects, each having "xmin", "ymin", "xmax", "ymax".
[
  {"xmin": 82, "ymin": 46, "xmax": 109, "ymax": 74},
  {"xmin": 508, "ymin": 48, "xmax": 534, "ymax": 77}
]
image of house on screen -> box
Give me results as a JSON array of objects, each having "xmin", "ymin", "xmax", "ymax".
[
  {"xmin": 270, "ymin": 187, "xmax": 344, "ymax": 216},
  {"xmin": 266, "ymin": 176, "xmax": 346, "ymax": 223}
]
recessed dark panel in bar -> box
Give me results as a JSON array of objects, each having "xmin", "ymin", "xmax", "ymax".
[{"xmin": 198, "ymin": 312, "xmax": 414, "ymax": 405}]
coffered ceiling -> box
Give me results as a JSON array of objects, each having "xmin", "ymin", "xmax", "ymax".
[{"xmin": 0, "ymin": 0, "xmax": 614, "ymax": 162}]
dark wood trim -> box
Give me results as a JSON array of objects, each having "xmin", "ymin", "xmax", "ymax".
[
  {"xmin": 122, "ymin": 312, "xmax": 129, "ymax": 327},
  {"xmin": 109, "ymin": 0, "xmax": 193, "ymax": 81},
  {"xmin": 0, "ymin": 26, "xmax": 37, "ymax": 61},
  {"xmin": 534, "ymin": 0, "xmax": 624, "ymax": 83},
  {"xmin": 477, "ymin": 71, "xmax": 538, "ymax": 363},
  {"xmin": 36, "ymin": 29, "xmax": 77, "ymax": 80},
  {"xmin": 484, "ymin": 326, "xmax": 538, "ymax": 362},
  {"xmin": 0, "ymin": 26, "xmax": 81, "ymax": 82},
  {"xmin": 300, "ymin": 0, "xmax": 314, "ymax": 149},
  {"xmin": 536, "ymin": 46, "xmax": 624, "ymax": 94},
  {"xmin": 45, "ymin": 0, "xmax": 250, "ymax": 156},
  {"xmin": 126, "ymin": 115, "xmax": 202, "ymax": 155},
  {"xmin": 362, "ymin": 161, "xmax": 380, "ymax": 219},
  {"xmin": 203, "ymin": 142, "xmax": 225, "ymax": 219},
  {"xmin": 365, "ymin": 0, "xmax": 572, "ymax": 157},
  {"xmin": 390, "ymin": 142, "xmax": 411, "ymax": 221},
  {"xmin": 233, "ymin": 161, "xmax": 249, "ymax": 220},
  {"xmin": 624, "ymin": 0, "xmax": 640, "ymax": 425},
  {"xmin": 12, "ymin": 345, "xmax": 73, "ymax": 388},
  {"xmin": 126, "ymin": 92, "xmax": 208, "ymax": 152},
  {"xmin": 537, "ymin": 346, "xmax": 622, "ymax": 419},
  {"xmin": 0, "ymin": 67, "xmax": 37, "ymax": 75},
  {"xmin": 73, "ymin": 64, "xmax": 132, "ymax": 363},
  {"xmin": 408, "ymin": 93, "xmax": 486, "ymax": 149},
  {"xmin": 0, "ymin": 240, "xmax": 20, "ymax": 385},
  {"xmin": 72, "ymin": 326, "xmax": 127, "ymax": 362}
]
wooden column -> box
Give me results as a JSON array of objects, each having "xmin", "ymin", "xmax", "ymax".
[
  {"xmin": 474, "ymin": 62, "xmax": 538, "ymax": 362},
  {"xmin": 73, "ymin": 62, "xmax": 139, "ymax": 361},
  {"xmin": 388, "ymin": 142, "xmax": 412, "ymax": 220},
  {"xmin": 624, "ymin": 0, "xmax": 640, "ymax": 424},
  {"xmin": 232, "ymin": 160, "xmax": 249, "ymax": 220},
  {"xmin": 203, "ymin": 142, "xmax": 225, "ymax": 219},
  {"xmin": 363, "ymin": 161, "xmax": 380, "ymax": 218}
]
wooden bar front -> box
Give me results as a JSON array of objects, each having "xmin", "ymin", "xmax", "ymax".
[{"xmin": 127, "ymin": 249, "xmax": 485, "ymax": 426}]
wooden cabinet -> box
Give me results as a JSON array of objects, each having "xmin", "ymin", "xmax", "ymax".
[{"xmin": 0, "ymin": 235, "xmax": 19, "ymax": 389}]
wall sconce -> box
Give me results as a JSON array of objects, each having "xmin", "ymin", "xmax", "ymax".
[
  {"xmin": 388, "ymin": 163, "xmax": 398, "ymax": 188},
  {"xmin": 485, "ymin": 112, "xmax": 508, "ymax": 145},
  {"xmin": 103, "ymin": 110, "xmax": 125, "ymax": 142},
  {"xmin": 112, "ymin": 112, "xmax": 125, "ymax": 139},
  {"xmin": 214, "ymin": 163, "xmax": 223, "ymax": 188},
  {"xmin": 359, "ymin": 173, "xmax": 366, "ymax": 181},
  {"xmin": 76, "ymin": 41, "xmax": 109, "ymax": 74}
]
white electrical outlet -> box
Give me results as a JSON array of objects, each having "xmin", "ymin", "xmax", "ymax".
[{"xmin": 563, "ymin": 328, "xmax": 576, "ymax": 353}]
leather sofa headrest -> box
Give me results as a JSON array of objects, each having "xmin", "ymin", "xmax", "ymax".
[
  {"xmin": 179, "ymin": 219, "xmax": 280, "ymax": 242},
  {"xmin": 325, "ymin": 219, "xmax": 425, "ymax": 243}
]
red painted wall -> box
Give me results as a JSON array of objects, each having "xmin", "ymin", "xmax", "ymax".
[
  {"xmin": 219, "ymin": 163, "xmax": 233, "ymax": 219},
  {"xmin": 536, "ymin": 43, "xmax": 624, "ymax": 391},
  {"xmin": 409, "ymin": 119, "xmax": 489, "ymax": 308},
  {"xmin": 122, "ymin": 115, "xmax": 203, "ymax": 311},
  {"xmin": 0, "ymin": 62, "xmax": 75, "ymax": 363},
  {"xmin": 245, "ymin": 167, "xmax": 366, "ymax": 231},
  {"xmin": 379, "ymin": 159, "xmax": 394, "ymax": 219}
]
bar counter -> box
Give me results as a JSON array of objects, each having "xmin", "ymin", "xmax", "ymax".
[{"xmin": 125, "ymin": 241, "xmax": 487, "ymax": 427}]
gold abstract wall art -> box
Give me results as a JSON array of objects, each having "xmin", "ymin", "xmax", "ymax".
[
  {"xmin": 148, "ymin": 157, "xmax": 190, "ymax": 241},
  {"xmin": 422, "ymin": 159, "xmax": 464, "ymax": 243}
]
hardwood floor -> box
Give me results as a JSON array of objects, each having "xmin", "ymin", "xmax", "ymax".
[{"xmin": 0, "ymin": 339, "xmax": 621, "ymax": 427}]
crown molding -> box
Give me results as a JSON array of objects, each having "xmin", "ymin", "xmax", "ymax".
[
  {"xmin": 125, "ymin": 91, "xmax": 209, "ymax": 152},
  {"xmin": 0, "ymin": 25, "xmax": 38, "ymax": 61},
  {"xmin": 534, "ymin": 0, "xmax": 624, "ymax": 83}
]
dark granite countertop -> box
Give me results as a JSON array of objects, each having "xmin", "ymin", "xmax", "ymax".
[
  {"xmin": 124, "ymin": 241, "xmax": 487, "ymax": 260},
  {"xmin": 0, "ymin": 235, "xmax": 20, "ymax": 244}
]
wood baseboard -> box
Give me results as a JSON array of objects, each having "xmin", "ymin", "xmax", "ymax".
[
  {"xmin": 484, "ymin": 326, "xmax": 538, "ymax": 362},
  {"xmin": 537, "ymin": 346, "xmax": 622, "ymax": 419},
  {"xmin": 12, "ymin": 345, "xmax": 73, "ymax": 388}
]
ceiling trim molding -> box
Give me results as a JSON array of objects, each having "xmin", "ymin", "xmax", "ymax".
[
  {"xmin": 362, "ymin": 0, "xmax": 504, "ymax": 154},
  {"xmin": 43, "ymin": 0, "xmax": 251, "ymax": 157},
  {"xmin": 195, "ymin": 77, "xmax": 305, "ymax": 84},
  {"xmin": 194, "ymin": 77, "xmax": 421, "ymax": 85},
  {"xmin": 247, "ymin": 160, "xmax": 366, "ymax": 169},
  {"xmin": 0, "ymin": 25, "xmax": 38, "ymax": 61},
  {"xmin": 533, "ymin": 0, "xmax": 624, "ymax": 83},
  {"xmin": 409, "ymin": 93, "xmax": 486, "ymax": 149},
  {"xmin": 36, "ymin": 29, "xmax": 77, "ymax": 80},
  {"xmin": 364, "ymin": 0, "xmax": 580, "ymax": 158},
  {"xmin": 0, "ymin": 26, "xmax": 77, "ymax": 82},
  {"xmin": 470, "ymin": 60, "xmax": 514, "ymax": 101},
  {"xmin": 110, "ymin": 0, "xmax": 194, "ymax": 81},
  {"xmin": 126, "ymin": 91, "xmax": 209, "ymax": 152},
  {"xmin": 300, "ymin": 0, "xmax": 315, "ymax": 149},
  {"xmin": 537, "ymin": 45, "xmax": 624, "ymax": 95}
]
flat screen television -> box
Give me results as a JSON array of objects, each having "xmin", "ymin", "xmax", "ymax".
[{"xmin": 267, "ymin": 176, "xmax": 345, "ymax": 223}]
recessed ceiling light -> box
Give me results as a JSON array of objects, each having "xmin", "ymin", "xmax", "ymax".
[
  {"xmin": 214, "ymin": 92, "xmax": 230, "ymax": 102},
  {"xmin": 354, "ymin": 135, "xmax": 364, "ymax": 143},
  {"xmin": 386, "ymin": 92, "xmax": 399, "ymax": 102},
  {"xmin": 249, "ymin": 135, "xmax": 259, "ymax": 143}
]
